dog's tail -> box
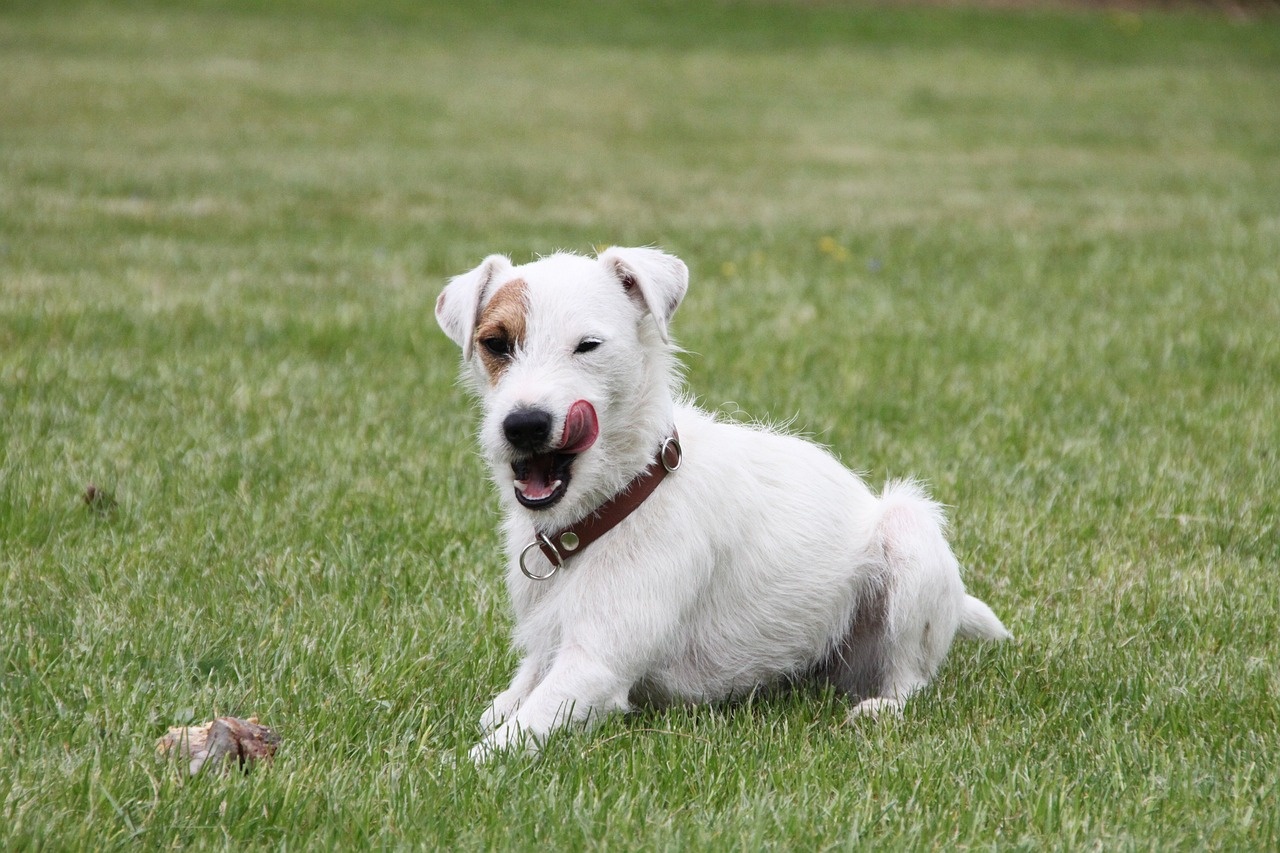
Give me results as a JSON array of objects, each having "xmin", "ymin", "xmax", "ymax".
[
  {"xmin": 957, "ymin": 594, "xmax": 1012, "ymax": 642},
  {"xmin": 875, "ymin": 480, "xmax": 1012, "ymax": 643}
]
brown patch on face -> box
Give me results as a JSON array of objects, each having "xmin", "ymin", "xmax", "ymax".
[{"xmin": 473, "ymin": 278, "xmax": 528, "ymax": 383}]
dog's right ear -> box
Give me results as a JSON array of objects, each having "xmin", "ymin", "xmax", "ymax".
[
  {"xmin": 435, "ymin": 254, "xmax": 514, "ymax": 360},
  {"xmin": 598, "ymin": 246, "xmax": 689, "ymax": 344}
]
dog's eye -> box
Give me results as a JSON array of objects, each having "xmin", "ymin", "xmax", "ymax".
[
  {"xmin": 574, "ymin": 338, "xmax": 603, "ymax": 355},
  {"xmin": 480, "ymin": 336, "xmax": 513, "ymax": 359}
]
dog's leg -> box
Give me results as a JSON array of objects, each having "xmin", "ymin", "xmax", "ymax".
[
  {"xmin": 470, "ymin": 645, "xmax": 631, "ymax": 762},
  {"xmin": 848, "ymin": 696, "xmax": 908, "ymax": 718},
  {"xmin": 480, "ymin": 657, "xmax": 543, "ymax": 734},
  {"xmin": 844, "ymin": 481, "xmax": 966, "ymax": 720}
]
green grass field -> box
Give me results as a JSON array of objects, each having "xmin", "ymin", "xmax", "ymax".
[{"xmin": 3, "ymin": 0, "xmax": 1279, "ymax": 847}]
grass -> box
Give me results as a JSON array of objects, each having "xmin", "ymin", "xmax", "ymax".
[{"xmin": 3, "ymin": 0, "xmax": 1279, "ymax": 847}]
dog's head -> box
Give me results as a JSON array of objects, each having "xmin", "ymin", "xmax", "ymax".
[{"xmin": 436, "ymin": 247, "xmax": 688, "ymax": 522}]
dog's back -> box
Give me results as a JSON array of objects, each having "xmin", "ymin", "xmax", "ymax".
[{"xmin": 604, "ymin": 405, "xmax": 1009, "ymax": 714}]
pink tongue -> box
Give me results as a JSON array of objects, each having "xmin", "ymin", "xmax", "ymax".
[
  {"xmin": 559, "ymin": 400, "xmax": 599, "ymax": 454},
  {"xmin": 520, "ymin": 471, "xmax": 558, "ymax": 501}
]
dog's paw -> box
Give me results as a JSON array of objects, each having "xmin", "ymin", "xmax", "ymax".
[
  {"xmin": 478, "ymin": 706, "xmax": 502, "ymax": 734},
  {"xmin": 479, "ymin": 692, "xmax": 523, "ymax": 733},
  {"xmin": 847, "ymin": 697, "xmax": 904, "ymax": 721},
  {"xmin": 468, "ymin": 738, "xmax": 498, "ymax": 765},
  {"xmin": 469, "ymin": 725, "xmax": 540, "ymax": 764}
]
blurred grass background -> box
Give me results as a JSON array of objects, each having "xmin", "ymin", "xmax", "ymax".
[{"xmin": 2, "ymin": 0, "xmax": 1278, "ymax": 847}]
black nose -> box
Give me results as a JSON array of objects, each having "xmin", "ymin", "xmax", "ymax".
[{"xmin": 503, "ymin": 408, "xmax": 553, "ymax": 452}]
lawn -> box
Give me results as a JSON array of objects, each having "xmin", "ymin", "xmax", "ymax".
[{"xmin": 2, "ymin": 0, "xmax": 1278, "ymax": 848}]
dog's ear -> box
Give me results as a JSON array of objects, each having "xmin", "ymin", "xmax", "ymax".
[
  {"xmin": 598, "ymin": 247, "xmax": 689, "ymax": 344},
  {"xmin": 435, "ymin": 254, "xmax": 514, "ymax": 360}
]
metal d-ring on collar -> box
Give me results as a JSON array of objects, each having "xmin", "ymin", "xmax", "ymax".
[
  {"xmin": 519, "ymin": 534, "xmax": 562, "ymax": 581},
  {"xmin": 659, "ymin": 435, "xmax": 682, "ymax": 473},
  {"xmin": 518, "ymin": 429, "xmax": 682, "ymax": 581}
]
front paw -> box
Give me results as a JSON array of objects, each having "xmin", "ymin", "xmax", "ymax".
[
  {"xmin": 468, "ymin": 737, "xmax": 498, "ymax": 764},
  {"xmin": 479, "ymin": 689, "xmax": 523, "ymax": 733},
  {"xmin": 469, "ymin": 723, "xmax": 539, "ymax": 764}
]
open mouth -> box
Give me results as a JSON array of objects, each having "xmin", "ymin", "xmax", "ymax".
[{"xmin": 512, "ymin": 400, "xmax": 598, "ymax": 510}]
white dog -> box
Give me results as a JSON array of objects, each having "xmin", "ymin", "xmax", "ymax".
[{"xmin": 435, "ymin": 246, "xmax": 1010, "ymax": 761}]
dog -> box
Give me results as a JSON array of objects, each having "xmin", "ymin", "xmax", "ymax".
[{"xmin": 435, "ymin": 246, "xmax": 1010, "ymax": 761}]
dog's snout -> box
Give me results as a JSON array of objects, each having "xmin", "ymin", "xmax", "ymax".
[{"xmin": 503, "ymin": 408, "xmax": 554, "ymax": 451}]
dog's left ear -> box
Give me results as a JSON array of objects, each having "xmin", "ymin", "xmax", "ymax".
[
  {"xmin": 598, "ymin": 247, "xmax": 688, "ymax": 344},
  {"xmin": 435, "ymin": 254, "xmax": 514, "ymax": 361}
]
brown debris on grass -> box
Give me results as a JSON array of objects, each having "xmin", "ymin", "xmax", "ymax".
[{"xmin": 156, "ymin": 716, "xmax": 281, "ymax": 776}]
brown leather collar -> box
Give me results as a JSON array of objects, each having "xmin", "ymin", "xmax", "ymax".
[{"xmin": 518, "ymin": 430, "xmax": 681, "ymax": 580}]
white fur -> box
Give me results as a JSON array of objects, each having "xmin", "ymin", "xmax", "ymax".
[{"xmin": 435, "ymin": 247, "xmax": 1011, "ymax": 761}]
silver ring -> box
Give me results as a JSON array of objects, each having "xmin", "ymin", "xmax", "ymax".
[
  {"xmin": 660, "ymin": 436, "xmax": 682, "ymax": 473},
  {"xmin": 519, "ymin": 534, "xmax": 562, "ymax": 581}
]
